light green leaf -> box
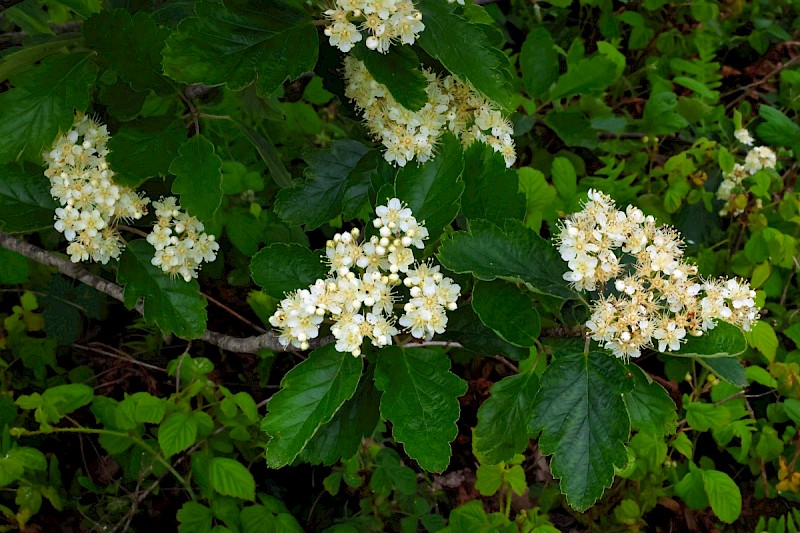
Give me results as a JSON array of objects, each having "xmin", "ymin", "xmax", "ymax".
[
  {"xmin": 673, "ymin": 322, "xmax": 747, "ymax": 358},
  {"xmin": 158, "ymin": 412, "xmax": 198, "ymax": 458},
  {"xmin": 262, "ymin": 344, "xmax": 363, "ymax": 468},
  {"xmin": 518, "ymin": 167, "xmax": 557, "ymax": 232},
  {"xmin": 84, "ymin": 10, "xmax": 172, "ymax": 93},
  {"xmin": 551, "ymin": 157, "xmax": 577, "ymax": 201},
  {"xmin": 374, "ymin": 346, "xmax": 467, "ymax": 472},
  {"xmin": 209, "ymin": 457, "xmax": 256, "ymax": 501},
  {"xmin": 461, "ymin": 142, "xmax": 525, "ymax": 224},
  {"xmin": 641, "ymin": 92, "xmax": 688, "ymax": 135},
  {"xmin": 274, "ymin": 140, "xmax": 369, "ymax": 229},
  {"xmin": 671, "ymin": 432, "xmax": 693, "ymax": 459},
  {"xmin": 118, "ymin": 240, "xmax": 208, "ymax": 339},
  {"xmin": 475, "ymin": 463, "xmax": 503, "ymax": 496},
  {"xmin": 250, "ymin": 243, "xmax": 327, "ymax": 299},
  {"xmin": 685, "ymin": 401, "xmax": 732, "ymax": 431},
  {"xmin": 132, "ymin": 393, "xmax": 167, "ymax": 425},
  {"xmin": 529, "ymin": 351, "xmax": 632, "ymax": 511},
  {"xmin": 169, "ymin": 135, "xmax": 223, "ymax": 225},
  {"xmin": 162, "ymin": 1, "xmax": 318, "ymax": 96},
  {"xmin": 107, "ymin": 118, "xmax": 185, "ymax": 188},
  {"xmin": 394, "ymin": 134, "xmax": 464, "ymax": 241},
  {"xmin": 472, "ymin": 280, "xmax": 540, "ymax": 347},
  {"xmin": 351, "ymin": 43, "xmax": 427, "ymax": 111},
  {"xmin": 745, "ymin": 320, "xmax": 779, "ymax": 362},
  {"xmin": 520, "ymin": 27, "xmax": 559, "ymax": 98},
  {"xmin": 0, "ymin": 52, "xmax": 97, "ymax": 163},
  {"xmin": 42, "ymin": 383, "xmax": 94, "ymax": 417},
  {"xmin": 702, "ymin": 470, "xmax": 741, "ymax": 524},
  {"xmin": 437, "ymin": 218, "xmax": 573, "ymax": 299},
  {"xmin": 416, "ymin": 0, "xmax": 514, "ymax": 107},
  {"xmin": 0, "ymin": 455, "xmax": 24, "ymax": 487},
  {"xmin": 0, "ymin": 165, "xmax": 58, "ymax": 233},
  {"xmin": 473, "ymin": 372, "xmax": 539, "ymax": 465},
  {"xmin": 178, "ymin": 501, "xmax": 213, "ymax": 533},
  {"xmin": 622, "ymin": 365, "xmax": 677, "ymax": 437}
]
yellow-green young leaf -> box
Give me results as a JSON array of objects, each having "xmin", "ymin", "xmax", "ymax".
[
  {"xmin": 117, "ymin": 240, "xmax": 208, "ymax": 339},
  {"xmin": 374, "ymin": 347, "xmax": 467, "ymax": 472},
  {"xmin": 250, "ymin": 243, "xmax": 327, "ymax": 299},
  {"xmin": 685, "ymin": 401, "xmax": 732, "ymax": 432},
  {"xmin": 671, "ymin": 432, "xmax": 693, "ymax": 459},
  {"xmin": 0, "ymin": 455, "xmax": 24, "ymax": 487},
  {"xmin": 158, "ymin": 412, "xmax": 198, "ymax": 458},
  {"xmin": 518, "ymin": 167, "xmax": 557, "ymax": 232},
  {"xmin": 475, "ymin": 463, "xmax": 503, "ymax": 496},
  {"xmin": 131, "ymin": 393, "xmax": 166, "ymax": 425},
  {"xmin": 208, "ymin": 457, "xmax": 255, "ymax": 501},
  {"xmin": 701, "ymin": 470, "xmax": 742, "ymax": 524},
  {"xmin": 350, "ymin": 43, "xmax": 427, "ymax": 111},
  {"xmin": 746, "ymin": 320, "xmax": 779, "ymax": 362},
  {"xmin": 472, "ymin": 280, "xmax": 540, "ymax": 347},
  {"xmin": 162, "ymin": 1, "xmax": 318, "ymax": 97},
  {"xmin": 520, "ymin": 27, "xmax": 559, "ymax": 98},
  {"xmin": 0, "ymin": 165, "xmax": 59, "ymax": 233},
  {"xmin": 672, "ymin": 321, "xmax": 747, "ymax": 358},
  {"xmin": 437, "ymin": 218, "xmax": 573, "ymax": 299},
  {"xmin": 622, "ymin": 365, "xmax": 677, "ymax": 437},
  {"xmin": 83, "ymin": 9, "xmax": 172, "ymax": 94},
  {"xmin": 107, "ymin": 118, "xmax": 186, "ymax": 188},
  {"xmin": 274, "ymin": 140, "xmax": 369, "ymax": 229},
  {"xmin": 0, "ymin": 52, "xmax": 97, "ymax": 163},
  {"xmin": 169, "ymin": 135, "xmax": 223, "ymax": 225},
  {"xmin": 416, "ymin": 0, "xmax": 514, "ymax": 108},
  {"xmin": 551, "ymin": 157, "xmax": 577, "ymax": 202},
  {"xmin": 473, "ymin": 371, "xmax": 539, "ymax": 465},
  {"xmin": 529, "ymin": 351, "xmax": 632, "ymax": 512},
  {"xmin": 394, "ymin": 134, "xmax": 465, "ymax": 241},
  {"xmin": 177, "ymin": 501, "xmax": 213, "ymax": 533},
  {"xmin": 461, "ymin": 142, "xmax": 525, "ymax": 224},
  {"xmin": 261, "ymin": 344, "xmax": 363, "ymax": 468}
]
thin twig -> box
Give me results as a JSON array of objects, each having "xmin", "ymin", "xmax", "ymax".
[{"xmin": 203, "ymin": 292, "xmax": 266, "ymax": 334}]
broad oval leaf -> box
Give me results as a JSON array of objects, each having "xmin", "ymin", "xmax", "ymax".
[
  {"xmin": 622, "ymin": 365, "xmax": 677, "ymax": 437},
  {"xmin": 208, "ymin": 457, "xmax": 256, "ymax": 501},
  {"xmin": 461, "ymin": 142, "xmax": 525, "ymax": 224},
  {"xmin": 374, "ymin": 346, "xmax": 467, "ymax": 472},
  {"xmin": 444, "ymin": 306, "xmax": 529, "ymax": 360},
  {"xmin": 107, "ymin": 117, "xmax": 185, "ymax": 188},
  {"xmin": 0, "ymin": 165, "xmax": 58, "ymax": 233},
  {"xmin": 262, "ymin": 344, "xmax": 363, "ymax": 468},
  {"xmin": 672, "ymin": 321, "xmax": 747, "ymax": 358},
  {"xmin": 702, "ymin": 469, "xmax": 742, "ymax": 524},
  {"xmin": 169, "ymin": 135, "xmax": 223, "ymax": 225},
  {"xmin": 250, "ymin": 243, "xmax": 327, "ymax": 299},
  {"xmin": 117, "ymin": 240, "xmax": 208, "ymax": 339},
  {"xmin": 473, "ymin": 371, "xmax": 539, "ymax": 465},
  {"xmin": 158, "ymin": 412, "xmax": 198, "ymax": 458},
  {"xmin": 529, "ymin": 351, "xmax": 632, "ymax": 511},
  {"xmin": 472, "ymin": 280, "xmax": 540, "ymax": 347}
]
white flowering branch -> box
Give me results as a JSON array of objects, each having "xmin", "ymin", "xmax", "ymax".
[{"xmin": 0, "ymin": 230, "xmax": 331, "ymax": 354}]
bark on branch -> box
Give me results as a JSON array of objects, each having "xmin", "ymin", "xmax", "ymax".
[{"xmin": 0, "ymin": 231, "xmax": 323, "ymax": 354}]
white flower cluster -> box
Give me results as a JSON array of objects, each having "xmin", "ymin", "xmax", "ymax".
[
  {"xmin": 146, "ymin": 197, "xmax": 219, "ymax": 282},
  {"xmin": 717, "ymin": 129, "xmax": 777, "ymax": 216},
  {"xmin": 44, "ymin": 116, "xmax": 219, "ymax": 281},
  {"xmin": 557, "ymin": 190, "xmax": 760, "ymax": 361},
  {"xmin": 324, "ymin": 0, "xmax": 424, "ymax": 53},
  {"xmin": 269, "ymin": 198, "xmax": 460, "ymax": 356},
  {"xmin": 343, "ymin": 57, "xmax": 516, "ymax": 167},
  {"xmin": 44, "ymin": 115, "xmax": 149, "ymax": 264}
]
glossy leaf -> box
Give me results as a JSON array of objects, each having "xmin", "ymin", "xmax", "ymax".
[
  {"xmin": 169, "ymin": 135, "xmax": 223, "ymax": 225},
  {"xmin": 117, "ymin": 240, "xmax": 208, "ymax": 339},
  {"xmin": 0, "ymin": 165, "xmax": 58, "ymax": 232},
  {"xmin": 250, "ymin": 243, "xmax": 327, "ymax": 299},
  {"xmin": 673, "ymin": 322, "xmax": 747, "ymax": 358},
  {"xmin": 473, "ymin": 371, "xmax": 539, "ymax": 465},
  {"xmin": 262, "ymin": 344, "xmax": 363, "ymax": 468},
  {"xmin": 529, "ymin": 351, "xmax": 632, "ymax": 511},
  {"xmin": 472, "ymin": 280, "xmax": 540, "ymax": 347},
  {"xmin": 374, "ymin": 346, "xmax": 467, "ymax": 472},
  {"xmin": 0, "ymin": 52, "xmax": 97, "ymax": 163},
  {"xmin": 351, "ymin": 43, "xmax": 427, "ymax": 111},
  {"xmin": 461, "ymin": 142, "xmax": 525, "ymax": 224},
  {"xmin": 622, "ymin": 365, "xmax": 677, "ymax": 436}
]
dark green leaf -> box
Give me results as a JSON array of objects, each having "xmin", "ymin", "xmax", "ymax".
[
  {"xmin": 117, "ymin": 240, "xmax": 208, "ymax": 339},
  {"xmin": 641, "ymin": 92, "xmax": 688, "ymax": 135},
  {"xmin": 394, "ymin": 134, "xmax": 464, "ymax": 241},
  {"xmin": 544, "ymin": 108, "xmax": 598, "ymax": 148},
  {"xmin": 300, "ymin": 367, "xmax": 380, "ymax": 465},
  {"xmin": 107, "ymin": 118, "xmax": 185, "ymax": 187},
  {"xmin": 622, "ymin": 365, "xmax": 677, "ymax": 436},
  {"xmin": 473, "ymin": 371, "xmax": 539, "ymax": 465},
  {"xmin": 374, "ymin": 346, "xmax": 467, "ymax": 472},
  {"xmin": 84, "ymin": 10, "xmax": 172, "ymax": 93},
  {"xmin": 472, "ymin": 280, "xmax": 540, "ymax": 347},
  {"xmin": 236, "ymin": 123, "xmax": 293, "ymax": 188},
  {"xmin": 275, "ymin": 140, "xmax": 369, "ymax": 229},
  {"xmin": 0, "ymin": 249, "xmax": 29, "ymax": 284},
  {"xmin": 445, "ymin": 306, "xmax": 529, "ymax": 360},
  {"xmin": 169, "ymin": 135, "xmax": 223, "ymax": 224},
  {"xmin": 673, "ymin": 322, "xmax": 747, "ymax": 358},
  {"xmin": 0, "ymin": 52, "xmax": 97, "ymax": 163},
  {"xmin": 351, "ymin": 43, "xmax": 427, "ymax": 111},
  {"xmin": 550, "ymin": 56, "xmax": 618, "ymax": 100},
  {"xmin": 177, "ymin": 502, "xmax": 213, "ymax": 533},
  {"xmin": 529, "ymin": 351, "xmax": 631, "ymax": 511},
  {"xmin": 416, "ymin": 0, "xmax": 514, "ymax": 107},
  {"xmin": 208, "ymin": 457, "xmax": 256, "ymax": 501},
  {"xmin": 756, "ymin": 106, "xmax": 800, "ymax": 148},
  {"xmin": 162, "ymin": 1, "xmax": 318, "ymax": 96},
  {"xmin": 438, "ymin": 218, "xmax": 573, "ymax": 299},
  {"xmin": 697, "ymin": 357, "xmax": 747, "ymax": 388},
  {"xmin": 262, "ymin": 344, "xmax": 363, "ymax": 468},
  {"xmin": 520, "ymin": 27, "xmax": 559, "ymax": 98},
  {"xmin": 250, "ymin": 243, "xmax": 327, "ymax": 299},
  {"xmin": 371, "ymin": 448, "xmax": 417, "ymax": 497},
  {"xmin": 0, "ymin": 165, "xmax": 58, "ymax": 232},
  {"xmin": 461, "ymin": 142, "xmax": 525, "ymax": 224}
]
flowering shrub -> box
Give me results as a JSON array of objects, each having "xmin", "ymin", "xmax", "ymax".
[{"xmin": 1, "ymin": 0, "xmax": 800, "ymax": 531}]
